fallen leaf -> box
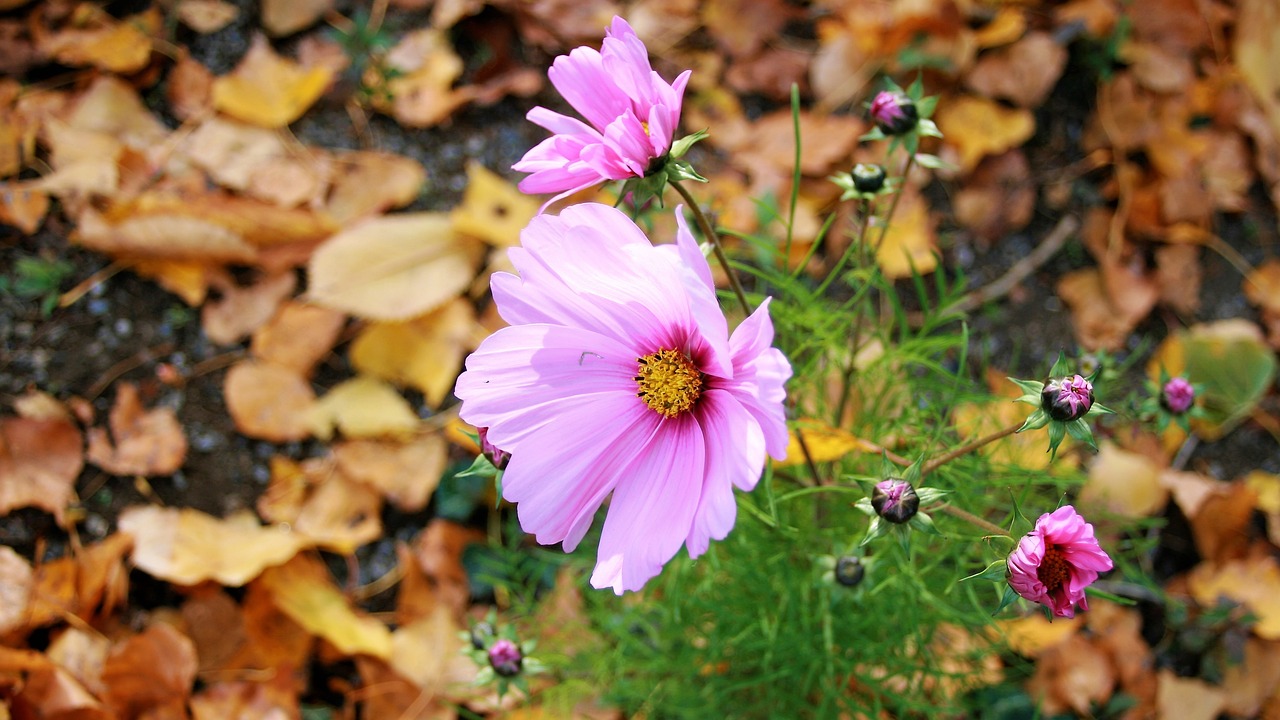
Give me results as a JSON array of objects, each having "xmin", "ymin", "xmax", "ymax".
[
  {"xmin": 41, "ymin": 11, "xmax": 155, "ymax": 74},
  {"xmin": 76, "ymin": 208, "xmax": 259, "ymax": 264},
  {"xmin": 450, "ymin": 162, "xmax": 538, "ymax": 247},
  {"xmin": 180, "ymin": 589, "xmax": 246, "ymax": 674},
  {"xmin": 965, "ymin": 32, "xmax": 1068, "ymax": 107},
  {"xmin": 380, "ymin": 28, "xmax": 470, "ymax": 127},
  {"xmin": 86, "ymin": 382, "xmax": 188, "ymax": 477},
  {"xmin": 1058, "ymin": 268, "xmax": 1144, "ymax": 351},
  {"xmin": 46, "ymin": 626, "xmax": 111, "ymax": 699},
  {"xmin": 1245, "ymin": 259, "xmax": 1280, "ymax": 313},
  {"xmin": 62, "ymin": 75, "xmax": 167, "ymax": 151},
  {"xmin": 250, "ymin": 301, "xmax": 346, "ymax": 376},
  {"xmin": 1187, "ymin": 480, "xmax": 1257, "ymax": 565},
  {"xmin": 227, "ymin": 581, "xmax": 313, "ymax": 674},
  {"xmin": 777, "ymin": 420, "xmax": 876, "ymax": 468},
  {"xmin": 182, "ymin": 117, "xmax": 289, "ymax": 193},
  {"xmin": 101, "ymin": 623, "xmax": 197, "ymax": 719},
  {"xmin": 952, "ymin": 398, "xmax": 1077, "ymax": 472},
  {"xmin": 307, "ymin": 212, "xmax": 483, "ymax": 321},
  {"xmin": 936, "ymin": 95, "xmax": 1035, "ymax": 173},
  {"xmin": 953, "ymin": 150, "xmax": 1034, "ymax": 243},
  {"xmin": 702, "ymin": 0, "xmax": 792, "ymax": 58},
  {"xmin": 259, "ymin": 553, "xmax": 393, "ymax": 658},
  {"xmin": 261, "ymin": 0, "xmax": 332, "ymax": 36},
  {"xmin": 306, "ymin": 376, "xmax": 421, "ymax": 441},
  {"xmin": 327, "ymin": 151, "xmax": 426, "ymax": 225},
  {"xmin": 1155, "ymin": 244, "xmax": 1201, "ymax": 315},
  {"xmin": 0, "ymin": 546, "xmax": 32, "ymax": 635},
  {"xmin": 120, "ymin": 505, "xmax": 308, "ymax": 586},
  {"xmin": 167, "ymin": 54, "xmax": 215, "ymax": 122},
  {"xmin": 413, "ymin": 519, "xmax": 484, "ymax": 617},
  {"xmin": 974, "ymin": 7, "xmax": 1025, "ymax": 48},
  {"xmin": 189, "ymin": 679, "xmax": 299, "ymax": 720},
  {"xmin": 873, "ymin": 188, "xmax": 938, "ymax": 279},
  {"xmin": 996, "ymin": 613, "xmax": 1080, "ymax": 658},
  {"xmin": 1222, "ymin": 638, "xmax": 1280, "ymax": 717},
  {"xmin": 333, "ymin": 435, "xmax": 447, "ymax": 512},
  {"xmin": 1245, "ymin": 471, "xmax": 1280, "ymax": 547},
  {"xmin": 177, "ymin": 0, "xmax": 239, "ymax": 34},
  {"xmin": 350, "ymin": 298, "xmax": 482, "ymax": 407},
  {"xmin": 132, "ymin": 259, "xmax": 220, "ymax": 306},
  {"xmin": 389, "ymin": 605, "xmax": 469, "ymax": 693},
  {"xmin": 291, "ymin": 466, "xmax": 383, "ymax": 554},
  {"xmin": 0, "ymin": 415, "xmax": 83, "ymax": 525},
  {"xmin": 0, "ymin": 184, "xmax": 49, "ymax": 233},
  {"xmin": 224, "ymin": 360, "xmax": 316, "ymax": 442},
  {"xmin": 1025, "ymin": 634, "xmax": 1115, "ymax": 715},
  {"xmin": 1234, "ymin": 0, "xmax": 1280, "ymax": 140},
  {"xmin": 1123, "ymin": 41, "xmax": 1194, "ymax": 93},
  {"xmin": 212, "ymin": 35, "xmax": 334, "ymax": 127},
  {"xmin": 1156, "ymin": 668, "xmax": 1226, "ymax": 720},
  {"xmin": 1080, "ymin": 443, "xmax": 1166, "ymax": 518},
  {"xmin": 201, "ymin": 271, "xmax": 297, "ymax": 345},
  {"xmin": 1188, "ymin": 553, "xmax": 1280, "ymax": 639},
  {"xmin": 1055, "ymin": 0, "xmax": 1119, "ymax": 37}
]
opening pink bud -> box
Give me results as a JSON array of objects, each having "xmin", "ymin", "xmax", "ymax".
[
  {"xmin": 1041, "ymin": 375, "xmax": 1094, "ymax": 422},
  {"xmin": 488, "ymin": 638, "xmax": 523, "ymax": 677},
  {"xmin": 869, "ymin": 91, "xmax": 918, "ymax": 136},
  {"xmin": 1161, "ymin": 377, "xmax": 1195, "ymax": 414},
  {"xmin": 872, "ymin": 479, "xmax": 919, "ymax": 524}
]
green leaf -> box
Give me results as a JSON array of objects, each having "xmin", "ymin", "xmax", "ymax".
[
  {"xmin": 669, "ymin": 128, "xmax": 709, "ymax": 158},
  {"xmin": 1048, "ymin": 350, "xmax": 1071, "ymax": 378},
  {"xmin": 993, "ymin": 584, "xmax": 1022, "ymax": 615}
]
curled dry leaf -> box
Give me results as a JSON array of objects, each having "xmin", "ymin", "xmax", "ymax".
[
  {"xmin": 1024, "ymin": 634, "xmax": 1116, "ymax": 715},
  {"xmin": 937, "ymin": 95, "xmax": 1036, "ymax": 174},
  {"xmin": 40, "ymin": 10, "xmax": 156, "ymax": 74},
  {"xmin": 1245, "ymin": 471, "xmax": 1280, "ymax": 547},
  {"xmin": 380, "ymin": 28, "xmax": 471, "ymax": 128},
  {"xmin": 182, "ymin": 117, "xmax": 289, "ymax": 193},
  {"xmin": 333, "ymin": 434, "xmax": 447, "ymax": 512},
  {"xmin": 120, "ymin": 505, "xmax": 308, "ymax": 586},
  {"xmin": 168, "ymin": 54, "xmax": 215, "ymax": 122},
  {"xmin": 953, "ymin": 150, "xmax": 1034, "ymax": 243},
  {"xmin": 250, "ymin": 301, "xmax": 346, "ymax": 376},
  {"xmin": 389, "ymin": 605, "xmax": 470, "ymax": 696},
  {"xmin": 702, "ymin": 0, "xmax": 792, "ymax": 58},
  {"xmin": 212, "ymin": 36, "xmax": 334, "ymax": 128},
  {"xmin": 0, "ymin": 415, "xmax": 83, "ymax": 525},
  {"xmin": 1157, "ymin": 669, "xmax": 1227, "ymax": 720},
  {"xmin": 965, "ymin": 32, "xmax": 1068, "ymax": 107},
  {"xmin": 306, "ymin": 376, "xmax": 421, "ymax": 441},
  {"xmin": 76, "ymin": 208, "xmax": 259, "ymax": 264},
  {"xmin": 350, "ymin": 298, "xmax": 483, "ymax": 407},
  {"xmin": 189, "ymin": 679, "xmax": 299, "ymax": 720},
  {"xmin": 259, "ymin": 553, "xmax": 393, "ymax": 659},
  {"xmin": 63, "ymin": 75, "xmax": 168, "ymax": 151},
  {"xmin": 0, "ymin": 185, "xmax": 49, "ymax": 233},
  {"xmin": 224, "ymin": 360, "xmax": 316, "ymax": 442},
  {"xmin": 307, "ymin": 212, "xmax": 483, "ymax": 321},
  {"xmin": 86, "ymin": 382, "xmax": 187, "ymax": 477},
  {"xmin": 261, "ymin": 457, "xmax": 383, "ymax": 554},
  {"xmin": 414, "ymin": 519, "xmax": 485, "ymax": 618},
  {"xmin": 201, "ymin": 271, "xmax": 298, "ymax": 346},
  {"xmin": 1058, "ymin": 268, "xmax": 1144, "ymax": 351},
  {"xmin": 1222, "ymin": 638, "xmax": 1280, "ymax": 717},
  {"xmin": 46, "ymin": 626, "xmax": 112, "ymax": 699},
  {"xmin": 101, "ymin": 623, "xmax": 198, "ymax": 720}
]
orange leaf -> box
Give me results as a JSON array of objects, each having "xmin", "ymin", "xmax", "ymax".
[
  {"xmin": 936, "ymin": 95, "xmax": 1035, "ymax": 173},
  {"xmin": 86, "ymin": 383, "xmax": 188, "ymax": 477},
  {"xmin": 0, "ymin": 416, "xmax": 83, "ymax": 525}
]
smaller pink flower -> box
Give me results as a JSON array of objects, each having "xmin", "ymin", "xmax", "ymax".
[
  {"xmin": 513, "ymin": 16, "xmax": 691, "ymax": 207},
  {"xmin": 1041, "ymin": 375, "xmax": 1094, "ymax": 422},
  {"xmin": 1007, "ymin": 505, "xmax": 1113, "ymax": 618},
  {"xmin": 487, "ymin": 638, "xmax": 523, "ymax": 677},
  {"xmin": 869, "ymin": 91, "xmax": 917, "ymax": 135},
  {"xmin": 1162, "ymin": 377, "xmax": 1195, "ymax": 414}
]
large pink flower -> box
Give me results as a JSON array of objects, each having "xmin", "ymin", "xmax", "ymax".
[
  {"xmin": 454, "ymin": 203, "xmax": 790, "ymax": 593},
  {"xmin": 1007, "ymin": 505, "xmax": 1113, "ymax": 618},
  {"xmin": 512, "ymin": 16, "xmax": 691, "ymax": 204}
]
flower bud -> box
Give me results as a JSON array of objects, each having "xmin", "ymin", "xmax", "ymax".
[
  {"xmin": 470, "ymin": 621, "xmax": 495, "ymax": 651},
  {"xmin": 872, "ymin": 479, "xmax": 919, "ymax": 524},
  {"xmin": 477, "ymin": 427, "xmax": 510, "ymax": 470},
  {"xmin": 851, "ymin": 163, "xmax": 886, "ymax": 193},
  {"xmin": 869, "ymin": 91, "xmax": 918, "ymax": 136},
  {"xmin": 487, "ymin": 638, "xmax": 523, "ymax": 677},
  {"xmin": 834, "ymin": 556, "xmax": 865, "ymax": 587},
  {"xmin": 1161, "ymin": 377, "xmax": 1195, "ymax": 414},
  {"xmin": 1040, "ymin": 375, "xmax": 1094, "ymax": 422}
]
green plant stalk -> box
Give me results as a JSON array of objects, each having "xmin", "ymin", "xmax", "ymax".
[
  {"xmin": 670, "ymin": 179, "xmax": 752, "ymax": 317},
  {"xmin": 833, "ymin": 199, "xmax": 874, "ymax": 426},
  {"xmin": 921, "ymin": 421, "xmax": 1022, "ymax": 477},
  {"xmin": 784, "ymin": 83, "xmax": 802, "ymax": 275}
]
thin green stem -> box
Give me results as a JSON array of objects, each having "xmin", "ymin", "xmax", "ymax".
[
  {"xmin": 921, "ymin": 422, "xmax": 1022, "ymax": 477},
  {"xmin": 670, "ymin": 179, "xmax": 752, "ymax": 316},
  {"xmin": 833, "ymin": 200, "xmax": 874, "ymax": 426},
  {"xmin": 932, "ymin": 504, "xmax": 1010, "ymax": 538}
]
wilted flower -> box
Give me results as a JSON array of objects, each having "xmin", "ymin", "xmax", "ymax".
[
  {"xmin": 1006, "ymin": 505, "xmax": 1113, "ymax": 618},
  {"xmin": 851, "ymin": 163, "xmax": 886, "ymax": 193},
  {"xmin": 1041, "ymin": 375, "xmax": 1094, "ymax": 422},
  {"xmin": 513, "ymin": 16, "xmax": 692, "ymax": 206},
  {"xmin": 869, "ymin": 91, "xmax": 918, "ymax": 136},
  {"xmin": 454, "ymin": 203, "xmax": 791, "ymax": 594},
  {"xmin": 488, "ymin": 639, "xmax": 523, "ymax": 677},
  {"xmin": 1161, "ymin": 377, "xmax": 1195, "ymax": 414},
  {"xmin": 477, "ymin": 427, "xmax": 510, "ymax": 470},
  {"xmin": 871, "ymin": 478, "xmax": 919, "ymax": 524}
]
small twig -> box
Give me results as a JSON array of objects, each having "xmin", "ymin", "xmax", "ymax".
[
  {"xmin": 87, "ymin": 342, "xmax": 176, "ymax": 400},
  {"xmin": 933, "ymin": 504, "xmax": 1010, "ymax": 537},
  {"xmin": 942, "ymin": 215, "xmax": 1079, "ymax": 316},
  {"xmin": 669, "ymin": 179, "xmax": 752, "ymax": 316},
  {"xmin": 922, "ymin": 421, "xmax": 1022, "ymax": 476},
  {"xmin": 59, "ymin": 260, "xmax": 130, "ymax": 309}
]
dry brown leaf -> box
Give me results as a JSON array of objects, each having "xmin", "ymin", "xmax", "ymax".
[
  {"xmin": 974, "ymin": 7, "xmax": 1025, "ymax": 48},
  {"xmin": 86, "ymin": 382, "xmax": 187, "ymax": 477},
  {"xmin": 952, "ymin": 150, "xmax": 1034, "ymax": 243},
  {"xmin": 1246, "ymin": 471, "xmax": 1280, "ymax": 547},
  {"xmin": 120, "ymin": 505, "xmax": 308, "ymax": 586},
  {"xmin": 201, "ymin": 271, "xmax": 297, "ymax": 345},
  {"xmin": 1157, "ymin": 669, "xmax": 1226, "ymax": 720},
  {"xmin": 776, "ymin": 419, "xmax": 874, "ymax": 468},
  {"xmin": 450, "ymin": 162, "xmax": 538, "ymax": 247},
  {"xmin": 168, "ymin": 54, "xmax": 215, "ymax": 122},
  {"xmin": 0, "ymin": 185, "xmax": 49, "ymax": 234},
  {"xmin": 702, "ymin": 0, "xmax": 792, "ymax": 58},
  {"xmin": 261, "ymin": 0, "xmax": 332, "ymax": 37},
  {"xmin": 250, "ymin": 301, "xmax": 346, "ymax": 376},
  {"xmin": 333, "ymin": 435, "xmax": 447, "ymax": 512},
  {"xmin": 965, "ymin": 32, "xmax": 1067, "ymax": 107},
  {"xmin": 41, "ymin": 12, "xmax": 155, "ymax": 74},
  {"xmin": 226, "ymin": 581, "xmax": 313, "ymax": 674},
  {"xmin": 0, "ymin": 415, "xmax": 83, "ymax": 525},
  {"xmin": 180, "ymin": 589, "xmax": 246, "ymax": 675},
  {"xmin": 1187, "ymin": 481, "xmax": 1257, "ymax": 565},
  {"xmin": 735, "ymin": 110, "xmax": 863, "ymax": 179},
  {"xmin": 291, "ymin": 467, "xmax": 383, "ymax": 554},
  {"xmin": 132, "ymin": 259, "xmax": 221, "ymax": 306},
  {"xmin": 394, "ymin": 541, "xmax": 436, "ymax": 626},
  {"xmin": 101, "ymin": 623, "xmax": 197, "ymax": 719},
  {"xmin": 307, "ymin": 212, "xmax": 483, "ymax": 321},
  {"xmin": 414, "ymin": 519, "xmax": 485, "ymax": 618},
  {"xmin": 76, "ymin": 208, "xmax": 258, "ymax": 264},
  {"xmin": 1055, "ymin": 0, "xmax": 1119, "ymax": 37},
  {"xmin": 350, "ymin": 298, "xmax": 482, "ymax": 407},
  {"xmin": 103, "ymin": 191, "xmax": 337, "ymax": 248},
  {"xmin": 259, "ymin": 553, "xmax": 393, "ymax": 659},
  {"xmin": 306, "ymin": 376, "xmax": 421, "ymax": 441},
  {"xmin": 182, "ymin": 117, "xmax": 289, "ymax": 193},
  {"xmin": 190, "ymin": 679, "xmax": 298, "ymax": 720},
  {"xmin": 224, "ymin": 360, "xmax": 316, "ymax": 442},
  {"xmin": 177, "ymin": 0, "xmax": 239, "ymax": 34},
  {"xmin": 937, "ymin": 95, "xmax": 1035, "ymax": 174},
  {"xmin": 1080, "ymin": 443, "xmax": 1166, "ymax": 518},
  {"xmin": 1057, "ymin": 268, "xmax": 1143, "ymax": 351},
  {"xmin": 327, "ymin": 151, "xmax": 426, "ymax": 225},
  {"xmin": 46, "ymin": 626, "xmax": 111, "ymax": 699},
  {"xmin": 1237, "ymin": 0, "xmax": 1280, "ymax": 141},
  {"xmin": 952, "ymin": 398, "xmax": 1077, "ymax": 472},
  {"xmin": 1025, "ymin": 634, "xmax": 1115, "ymax": 715},
  {"xmin": 1155, "ymin": 244, "xmax": 1201, "ymax": 315},
  {"xmin": 381, "ymin": 28, "xmax": 470, "ymax": 127},
  {"xmin": 212, "ymin": 35, "xmax": 333, "ymax": 127},
  {"xmin": 389, "ymin": 604, "xmax": 470, "ymax": 694},
  {"xmin": 1188, "ymin": 554, "xmax": 1280, "ymax": 639},
  {"xmin": 1222, "ymin": 638, "xmax": 1280, "ymax": 717},
  {"xmin": 62, "ymin": 75, "xmax": 167, "ymax": 151},
  {"xmin": 873, "ymin": 188, "xmax": 937, "ymax": 279},
  {"xmin": 0, "ymin": 546, "xmax": 32, "ymax": 635}
]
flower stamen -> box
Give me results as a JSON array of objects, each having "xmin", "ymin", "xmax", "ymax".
[
  {"xmin": 1037, "ymin": 545, "xmax": 1070, "ymax": 592},
  {"xmin": 635, "ymin": 349, "xmax": 703, "ymax": 418}
]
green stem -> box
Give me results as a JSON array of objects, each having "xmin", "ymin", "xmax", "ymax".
[
  {"xmin": 873, "ymin": 153, "xmax": 917, "ymax": 254},
  {"xmin": 832, "ymin": 199, "xmax": 874, "ymax": 426},
  {"xmin": 670, "ymin": 179, "xmax": 752, "ymax": 316},
  {"xmin": 921, "ymin": 422, "xmax": 1022, "ymax": 477},
  {"xmin": 932, "ymin": 504, "xmax": 1010, "ymax": 538}
]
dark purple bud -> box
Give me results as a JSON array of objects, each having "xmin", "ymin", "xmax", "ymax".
[
  {"xmin": 1161, "ymin": 377, "xmax": 1195, "ymax": 414},
  {"xmin": 477, "ymin": 427, "xmax": 510, "ymax": 470},
  {"xmin": 1041, "ymin": 375, "xmax": 1094, "ymax": 422},
  {"xmin": 834, "ymin": 556, "xmax": 865, "ymax": 587},
  {"xmin": 488, "ymin": 638, "xmax": 523, "ymax": 677},
  {"xmin": 851, "ymin": 163, "xmax": 886, "ymax": 193},
  {"xmin": 872, "ymin": 479, "xmax": 919, "ymax": 524},
  {"xmin": 869, "ymin": 91, "xmax": 918, "ymax": 136}
]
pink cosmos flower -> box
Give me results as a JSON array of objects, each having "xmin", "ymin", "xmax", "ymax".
[
  {"xmin": 1007, "ymin": 505, "xmax": 1113, "ymax": 618},
  {"xmin": 512, "ymin": 16, "xmax": 691, "ymax": 205},
  {"xmin": 868, "ymin": 90, "xmax": 918, "ymax": 135},
  {"xmin": 1162, "ymin": 377, "xmax": 1195, "ymax": 414},
  {"xmin": 454, "ymin": 203, "xmax": 790, "ymax": 594},
  {"xmin": 1041, "ymin": 374, "xmax": 1094, "ymax": 422}
]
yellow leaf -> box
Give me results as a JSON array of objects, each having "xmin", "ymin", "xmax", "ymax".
[
  {"xmin": 952, "ymin": 399, "xmax": 1077, "ymax": 472},
  {"xmin": 259, "ymin": 554, "xmax": 393, "ymax": 658},
  {"xmin": 212, "ymin": 36, "xmax": 333, "ymax": 127},
  {"xmin": 776, "ymin": 420, "xmax": 877, "ymax": 468},
  {"xmin": 1079, "ymin": 443, "xmax": 1167, "ymax": 518},
  {"xmin": 936, "ymin": 95, "xmax": 1035, "ymax": 173},
  {"xmin": 995, "ymin": 613, "xmax": 1080, "ymax": 658},
  {"xmin": 450, "ymin": 162, "xmax": 539, "ymax": 247},
  {"xmin": 307, "ymin": 213, "xmax": 483, "ymax": 321},
  {"xmin": 1188, "ymin": 555, "xmax": 1280, "ymax": 640},
  {"xmin": 327, "ymin": 151, "xmax": 426, "ymax": 225},
  {"xmin": 873, "ymin": 189, "xmax": 938, "ymax": 279},
  {"xmin": 306, "ymin": 376, "xmax": 421, "ymax": 441},
  {"xmin": 350, "ymin": 298, "xmax": 483, "ymax": 407},
  {"xmin": 120, "ymin": 506, "xmax": 307, "ymax": 586},
  {"xmin": 44, "ymin": 16, "xmax": 154, "ymax": 74},
  {"xmin": 1236, "ymin": 0, "xmax": 1280, "ymax": 141}
]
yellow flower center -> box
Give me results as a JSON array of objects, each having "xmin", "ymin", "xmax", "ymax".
[
  {"xmin": 641, "ymin": 120, "xmax": 651, "ymax": 136},
  {"xmin": 635, "ymin": 349, "xmax": 703, "ymax": 418},
  {"xmin": 1037, "ymin": 545, "xmax": 1069, "ymax": 592}
]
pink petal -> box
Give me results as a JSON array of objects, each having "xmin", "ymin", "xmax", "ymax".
[
  {"xmin": 601, "ymin": 18, "xmax": 656, "ymax": 109},
  {"xmin": 686, "ymin": 390, "xmax": 763, "ymax": 552},
  {"xmin": 548, "ymin": 47, "xmax": 630, "ymax": 132},
  {"xmin": 723, "ymin": 299, "xmax": 792, "ymax": 459}
]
